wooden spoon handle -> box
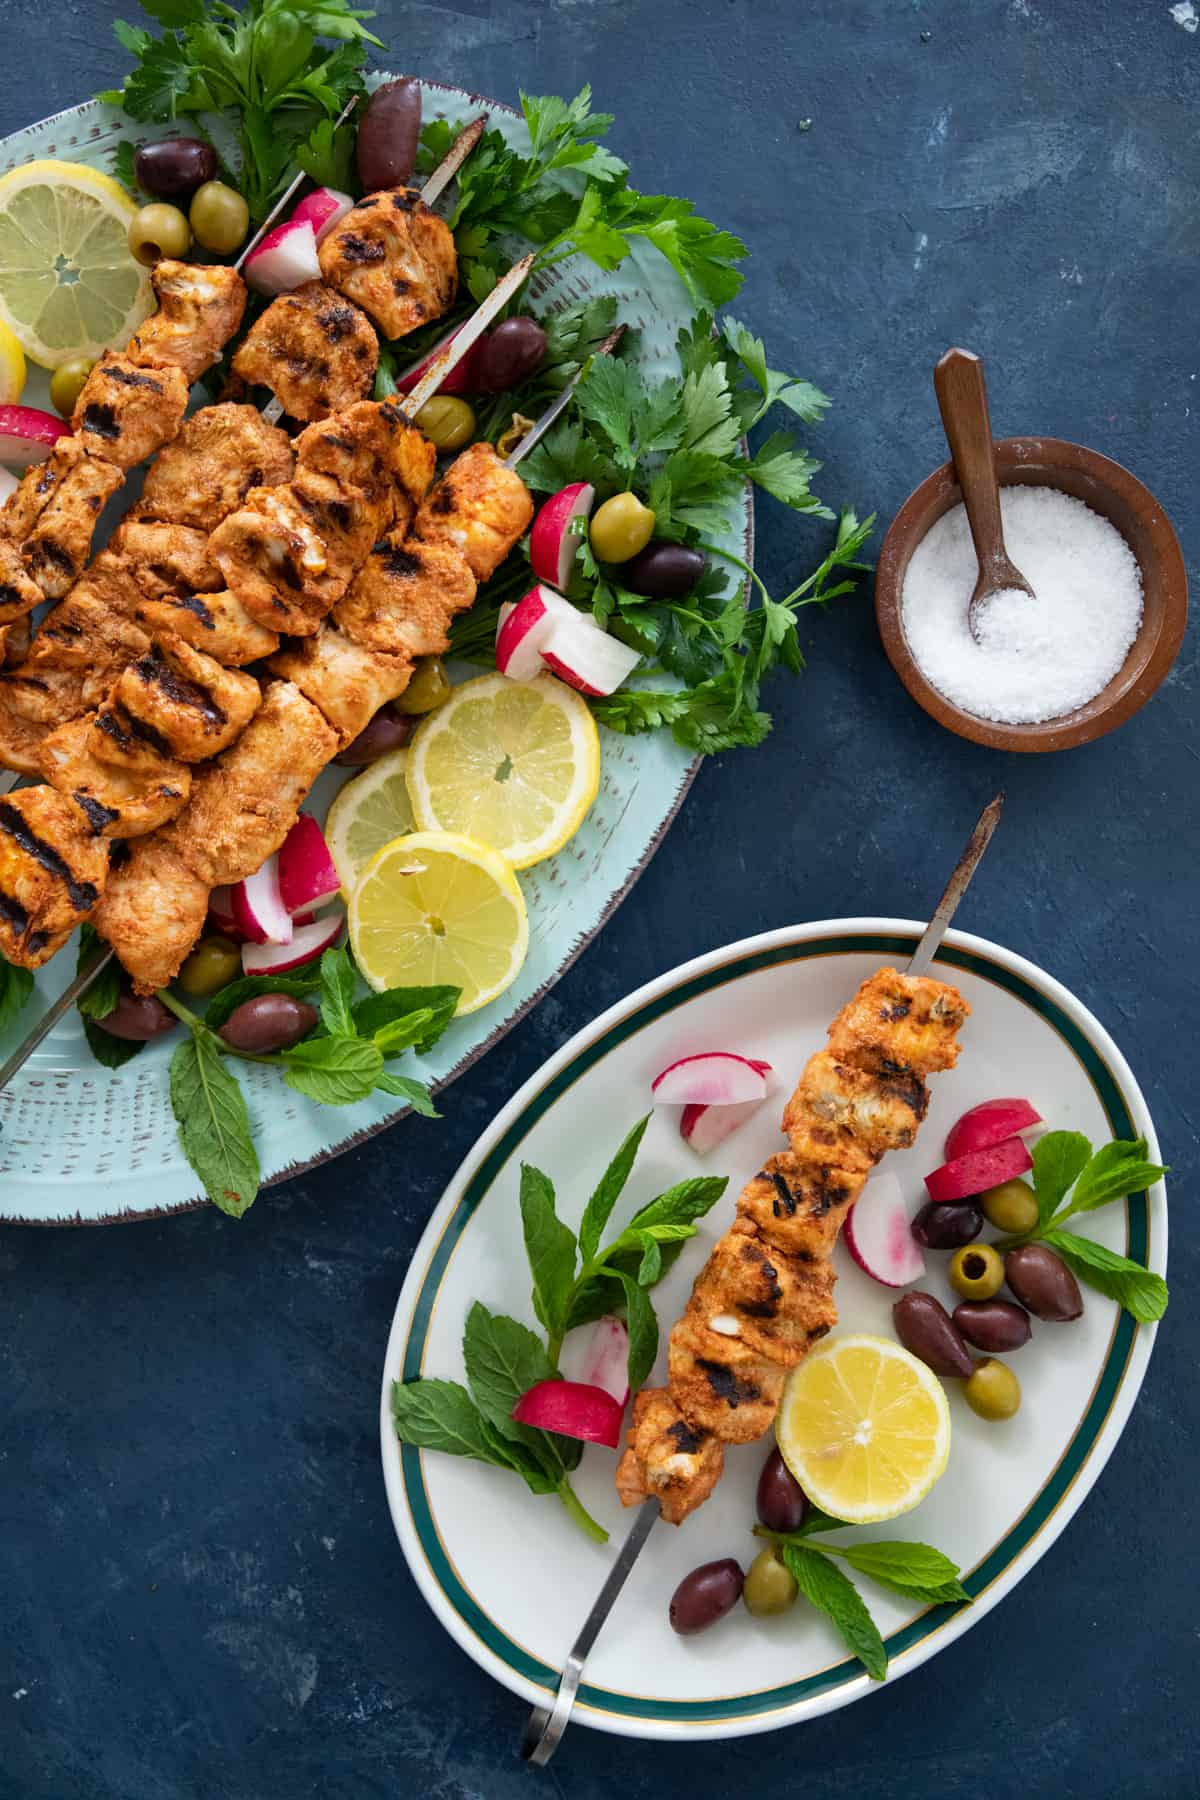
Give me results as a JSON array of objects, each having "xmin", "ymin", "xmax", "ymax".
[{"xmin": 934, "ymin": 347, "xmax": 1009, "ymax": 581}]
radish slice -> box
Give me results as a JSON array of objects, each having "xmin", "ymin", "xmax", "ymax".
[
  {"xmin": 652, "ymin": 1051, "xmax": 772, "ymax": 1107},
  {"xmin": 0, "ymin": 405, "xmax": 66, "ymax": 470},
  {"xmin": 844, "ymin": 1171, "xmax": 926, "ymax": 1288},
  {"xmin": 241, "ymin": 909, "xmax": 344, "ymax": 975},
  {"xmin": 530, "ymin": 483, "xmax": 596, "ymax": 590},
  {"xmin": 541, "ymin": 608, "xmax": 641, "ymax": 697},
  {"xmin": 510, "ymin": 1379, "xmax": 623, "ymax": 1449},
  {"xmin": 277, "ymin": 813, "xmax": 340, "ymax": 917},
  {"xmin": 231, "ymin": 854, "xmax": 293, "ymax": 946},
  {"xmin": 208, "ymin": 885, "xmax": 245, "ymax": 941},
  {"xmin": 557, "ymin": 1317, "xmax": 630, "ymax": 1406},
  {"xmin": 495, "ymin": 583, "xmax": 575, "ymax": 681},
  {"xmin": 243, "ymin": 219, "xmax": 322, "ymax": 296},
  {"xmin": 0, "ymin": 468, "xmax": 17, "ymax": 504},
  {"xmin": 680, "ymin": 1094, "xmax": 766, "ymax": 1156},
  {"xmin": 925, "ymin": 1136, "xmax": 1032, "ymax": 1204},
  {"xmin": 945, "ymin": 1097, "xmax": 1042, "ymax": 1161},
  {"xmin": 393, "ymin": 322, "xmax": 477, "ymax": 397},
  {"xmin": 290, "ymin": 186, "xmax": 353, "ymax": 245}
]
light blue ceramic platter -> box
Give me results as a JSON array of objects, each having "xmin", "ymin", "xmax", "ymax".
[{"xmin": 0, "ymin": 82, "xmax": 751, "ymax": 1224}]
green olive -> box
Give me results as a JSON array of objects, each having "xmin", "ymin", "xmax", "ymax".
[
  {"xmin": 397, "ymin": 656, "xmax": 452, "ymax": 715},
  {"xmin": 128, "ymin": 202, "xmax": 192, "ymax": 266},
  {"xmin": 948, "ymin": 1242, "xmax": 1006, "ymax": 1300},
  {"xmin": 964, "ymin": 1357, "xmax": 1021, "ymax": 1421},
  {"xmin": 189, "ymin": 181, "xmax": 249, "ymax": 255},
  {"xmin": 50, "ymin": 355, "xmax": 95, "ymax": 419},
  {"xmin": 980, "ymin": 1178, "xmax": 1039, "ymax": 1236},
  {"xmin": 415, "ymin": 395, "xmax": 476, "ymax": 452},
  {"xmin": 589, "ymin": 491, "xmax": 656, "ymax": 564},
  {"xmin": 177, "ymin": 934, "xmax": 243, "ymax": 998},
  {"xmin": 742, "ymin": 1547, "xmax": 798, "ymax": 1617}
]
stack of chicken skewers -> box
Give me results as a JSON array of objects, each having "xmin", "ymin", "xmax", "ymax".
[{"xmin": 0, "ymin": 174, "xmax": 536, "ymax": 990}]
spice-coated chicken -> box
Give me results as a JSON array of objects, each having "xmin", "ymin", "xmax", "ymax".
[
  {"xmin": 616, "ymin": 969, "xmax": 970, "ymax": 1524},
  {"xmin": 70, "ymin": 353, "xmax": 189, "ymax": 469},
  {"xmin": 134, "ymin": 403, "xmax": 294, "ymax": 534},
  {"xmin": 231, "ymin": 281, "xmax": 379, "ymax": 422},
  {"xmin": 318, "ymin": 190, "xmax": 457, "ymax": 340},
  {"xmin": 1, "ymin": 439, "xmax": 125, "ymax": 600},
  {"xmin": 412, "ymin": 442, "xmax": 535, "ymax": 581},
  {"xmin": 125, "ymin": 261, "xmax": 247, "ymax": 385},
  {"xmin": 0, "ymin": 785, "xmax": 111, "ymax": 967}
]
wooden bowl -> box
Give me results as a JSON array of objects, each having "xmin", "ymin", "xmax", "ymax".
[{"xmin": 875, "ymin": 438, "xmax": 1188, "ymax": 752}]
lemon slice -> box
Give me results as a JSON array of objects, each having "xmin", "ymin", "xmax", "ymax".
[
  {"xmin": 348, "ymin": 830, "xmax": 529, "ymax": 1014},
  {"xmin": 324, "ymin": 748, "xmax": 417, "ymax": 893},
  {"xmin": 0, "ymin": 161, "xmax": 154, "ymax": 367},
  {"xmin": 0, "ymin": 319, "xmax": 26, "ymax": 405},
  {"xmin": 776, "ymin": 1334, "xmax": 951, "ymax": 1524},
  {"xmin": 406, "ymin": 673, "xmax": 600, "ymax": 870}
]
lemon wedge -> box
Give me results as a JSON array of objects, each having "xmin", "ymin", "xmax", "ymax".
[
  {"xmin": 776, "ymin": 1334, "xmax": 951, "ymax": 1524},
  {"xmin": 0, "ymin": 160, "xmax": 153, "ymax": 366},
  {"xmin": 0, "ymin": 318, "xmax": 26, "ymax": 404},
  {"xmin": 405, "ymin": 673, "xmax": 600, "ymax": 870},
  {"xmin": 348, "ymin": 830, "xmax": 529, "ymax": 1014},
  {"xmin": 324, "ymin": 748, "xmax": 417, "ymax": 893}
]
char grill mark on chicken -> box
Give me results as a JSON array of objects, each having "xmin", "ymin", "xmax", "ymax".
[
  {"xmin": 71, "ymin": 353, "xmax": 189, "ymax": 470},
  {"xmin": 0, "ymin": 786, "xmax": 110, "ymax": 967},
  {"xmin": 318, "ymin": 190, "xmax": 457, "ymax": 341},
  {"xmin": 616, "ymin": 968, "xmax": 970, "ymax": 1524},
  {"xmin": 134, "ymin": 403, "xmax": 294, "ymax": 535},
  {"xmin": 412, "ymin": 442, "xmax": 535, "ymax": 582},
  {"xmin": 231, "ymin": 281, "xmax": 379, "ymax": 422}
]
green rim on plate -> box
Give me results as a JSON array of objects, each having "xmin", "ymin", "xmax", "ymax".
[{"xmin": 394, "ymin": 931, "xmax": 1152, "ymax": 1724}]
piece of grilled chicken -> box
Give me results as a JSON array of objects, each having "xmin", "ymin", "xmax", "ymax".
[{"xmin": 615, "ymin": 968, "xmax": 971, "ymax": 1525}]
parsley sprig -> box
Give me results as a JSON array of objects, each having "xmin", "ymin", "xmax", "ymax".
[
  {"xmin": 392, "ymin": 1115, "xmax": 728, "ymax": 1542},
  {"xmin": 1000, "ymin": 1131, "xmax": 1168, "ymax": 1322}
]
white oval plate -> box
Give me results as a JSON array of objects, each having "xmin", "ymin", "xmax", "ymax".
[{"xmin": 380, "ymin": 918, "xmax": 1165, "ymax": 1740}]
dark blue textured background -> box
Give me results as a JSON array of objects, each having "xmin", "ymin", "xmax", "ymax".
[{"xmin": 0, "ymin": 2, "xmax": 1196, "ymax": 1794}]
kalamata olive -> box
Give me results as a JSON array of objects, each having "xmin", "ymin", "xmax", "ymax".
[
  {"xmin": 953, "ymin": 1299, "xmax": 1032, "ymax": 1353},
  {"xmin": 947, "ymin": 1242, "xmax": 1005, "ymax": 1301},
  {"xmin": 756, "ymin": 1447, "xmax": 809, "ymax": 1534},
  {"xmin": 333, "ymin": 704, "xmax": 414, "ymax": 766},
  {"xmin": 219, "ymin": 994, "xmax": 318, "ymax": 1054},
  {"xmin": 623, "ymin": 542, "xmax": 706, "ymax": 599},
  {"xmin": 96, "ymin": 989, "xmax": 177, "ymax": 1043},
  {"xmin": 189, "ymin": 181, "xmax": 249, "ymax": 255},
  {"xmin": 669, "ymin": 1558, "xmax": 744, "ymax": 1636},
  {"xmin": 134, "ymin": 137, "xmax": 217, "ymax": 201},
  {"xmin": 964, "ymin": 1358, "xmax": 1021, "ymax": 1421},
  {"xmin": 590, "ymin": 492, "xmax": 656, "ymax": 563},
  {"xmin": 128, "ymin": 202, "xmax": 191, "ymax": 266},
  {"xmin": 981, "ymin": 1177, "xmax": 1039, "ymax": 1235},
  {"xmin": 743, "ymin": 1548, "xmax": 798, "ymax": 1617},
  {"xmin": 892, "ymin": 1291, "xmax": 973, "ymax": 1378},
  {"xmin": 178, "ymin": 935, "xmax": 242, "ymax": 999},
  {"xmin": 1004, "ymin": 1244, "xmax": 1084, "ymax": 1322},
  {"xmin": 356, "ymin": 78, "xmax": 422, "ymax": 191},
  {"xmin": 471, "ymin": 318, "xmax": 548, "ymax": 393},
  {"xmin": 911, "ymin": 1199, "xmax": 983, "ymax": 1249}
]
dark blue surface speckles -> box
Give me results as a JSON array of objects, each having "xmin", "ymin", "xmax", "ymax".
[{"xmin": 0, "ymin": 1, "xmax": 1196, "ymax": 1795}]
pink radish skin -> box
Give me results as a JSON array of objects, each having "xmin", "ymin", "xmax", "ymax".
[
  {"xmin": 558, "ymin": 1317, "xmax": 630, "ymax": 1406},
  {"xmin": 944, "ymin": 1097, "xmax": 1042, "ymax": 1161},
  {"xmin": 495, "ymin": 585, "xmax": 573, "ymax": 681},
  {"xmin": 0, "ymin": 405, "xmax": 66, "ymax": 469},
  {"xmin": 652, "ymin": 1051, "xmax": 772, "ymax": 1107},
  {"xmin": 679, "ymin": 1095, "xmax": 767, "ymax": 1156},
  {"xmin": 529, "ymin": 483, "xmax": 595, "ymax": 590},
  {"xmin": 540, "ymin": 608, "xmax": 641, "ymax": 697},
  {"xmin": 510, "ymin": 1379, "xmax": 624, "ymax": 1449},
  {"xmin": 231, "ymin": 855, "xmax": 293, "ymax": 946},
  {"xmin": 208, "ymin": 885, "xmax": 245, "ymax": 942},
  {"xmin": 925, "ymin": 1136, "xmax": 1033, "ymax": 1204},
  {"xmin": 243, "ymin": 219, "xmax": 322, "ymax": 296},
  {"xmin": 394, "ymin": 323, "xmax": 476, "ymax": 396},
  {"xmin": 277, "ymin": 813, "xmax": 340, "ymax": 916},
  {"xmin": 290, "ymin": 186, "xmax": 353, "ymax": 244},
  {"xmin": 241, "ymin": 910, "xmax": 344, "ymax": 975},
  {"xmin": 843, "ymin": 1170, "xmax": 926, "ymax": 1288}
]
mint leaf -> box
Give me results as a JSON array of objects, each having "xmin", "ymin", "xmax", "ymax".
[
  {"xmin": 627, "ymin": 1176, "xmax": 728, "ymax": 1233},
  {"xmin": 391, "ymin": 1378, "xmax": 510, "ymax": 1465},
  {"xmin": 827, "ymin": 1540, "xmax": 969, "ymax": 1605},
  {"xmin": 608, "ymin": 1268, "xmax": 659, "ymax": 1389},
  {"xmin": 372, "ymin": 1009, "xmax": 435, "ymax": 1056},
  {"xmin": 1042, "ymin": 1230, "xmax": 1169, "ymax": 1323},
  {"xmin": 461, "ymin": 1302, "xmax": 578, "ymax": 1469},
  {"xmin": 169, "ymin": 1030, "xmax": 259, "ymax": 1218},
  {"xmin": 1031, "ymin": 1130, "xmax": 1092, "ymax": 1228},
  {"xmin": 75, "ymin": 924, "xmax": 120, "ymax": 1021},
  {"xmin": 519, "ymin": 1163, "xmax": 578, "ymax": 1340},
  {"xmin": 375, "ymin": 1071, "xmax": 439, "ymax": 1117},
  {"xmin": 781, "ymin": 1545, "xmax": 887, "ymax": 1681},
  {"xmin": 351, "ymin": 985, "xmax": 459, "ymax": 1056},
  {"xmin": 578, "ymin": 1113, "xmax": 651, "ymax": 1261},
  {"xmin": 633, "ymin": 1233, "xmax": 661, "ymax": 1286},
  {"xmin": 0, "ymin": 956, "xmax": 32, "ymax": 1035},
  {"xmin": 283, "ymin": 1035, "xmax": 382, "ymax": 1105},
  {"xmin": 1061, "ymin": 1138, "xmax": 1166, "ymax": 1218},
  {"xmin": 319, "ymin": 945, "xmax": 356, "ymax": 1037}
]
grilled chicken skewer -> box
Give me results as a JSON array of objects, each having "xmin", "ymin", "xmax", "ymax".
[{"xmin": 520, "ymin": 794, "xmax": 1004, "ymax": 1768}]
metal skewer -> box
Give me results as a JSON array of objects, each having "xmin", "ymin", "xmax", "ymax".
[
  {"xmin": 234, "ymin": 94, "xmax": 362, "ymax": 272},
  {"xmin": 518, "ymin": 789, "xmax": 1006, "ymax": 1767}
]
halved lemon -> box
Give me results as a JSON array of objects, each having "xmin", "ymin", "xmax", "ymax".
[
  {"xmin": 348, "ymin": 830, "xmax": 528, "ymax": 1014},
  {"xmin": 0, "ymin": 161, "xmax": 154, "ymax": 367},
  {"xmin": 776, "ymin": 1334, "xmax": 951, "ymax": 1524},
  {"xmin": 324, "ymin": 748, "xmax": 417, "ymax": 893},
  {"xmin": 406, "ymin": 673, "xmax": 600, "ymax": 870}
]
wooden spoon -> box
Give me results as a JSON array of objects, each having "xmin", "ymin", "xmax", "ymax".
[{"xmin": 934, "ymin": 347, "xmax": 1035, "ymax": 643}]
